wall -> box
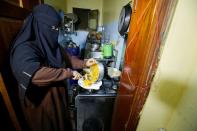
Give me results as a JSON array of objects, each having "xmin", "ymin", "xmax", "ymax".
[
  {"xmin": 66, "ymin": 0, "xmax": 103, "ymax": 26},
  {"xmin": 103, "ymin": 0, "xmax": 130, "ymax": 24},
  {"xmin": 44, "ymin": 0, "xmax": 67, "ymax": 12},
  {"xmin": 102, "ymin": 0, "xmax": 131, "ymax": 69},
  {"xmin": 137, "ymin": 0, "xmax": 197, "ymax": 130}
]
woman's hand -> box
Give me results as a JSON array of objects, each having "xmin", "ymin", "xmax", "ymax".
[
  {"xmin": 86, "ymin": 58, "xmax": 97, "ymax": 67},
  {"xmin": 72, "ymin": 71, "xmax": 82, "ymax": 80},
  {"xmin": 83, "ymin": 74, "xmax": 91, "ymax": 80}
]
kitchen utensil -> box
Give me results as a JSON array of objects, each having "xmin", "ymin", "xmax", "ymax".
[
  {"xmin": 103, "ymin": 43, "xmax": 113, "ymax": 58},
  {"xmin": 118, "ymin": 2, "xmax": 132, "ymax": 36},
  {"xmin": 107, "ymin": 67, "xmax": 121, "ymax": 78},
  {"xmin": 95, "ymin": 62, "xmax": 104, "ymax": 81},
  {"xmin": 78, "ymin": 62, "xmax": 104, "ymax": 89},
  {"xmin": 87, "ymin": 62, "xmax": 104, "ymax": 82}
]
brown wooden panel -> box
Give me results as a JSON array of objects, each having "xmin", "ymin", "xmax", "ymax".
[
  {"xmin": 3, "ymin": 0, "xmax": 20, "ymax": 6},
  {"xmin": 0, "ymin": 1, "xmax": 30, "ymax": 20},
  {"xmin": 22, "ymin": 0, "xmax": 43, "ymax": 10},
  {"xmin": 0, "ymin": 18, "xmax": 23, "ymax": 69},
  {"xmin": 111, "ymin": 0, "xmax": 178, "ymax": 130},
  {"xmin": 0, "ymin": 1, "xmax": 29, "ymax": 130},
  {"xmin": 0, "ymin": 73, "xmax": 21, "ymax": 130}
]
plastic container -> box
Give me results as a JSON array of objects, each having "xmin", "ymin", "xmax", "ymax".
[{"xmin": 103, "ymin": 43, "xmax": 113, "ymax": 58}]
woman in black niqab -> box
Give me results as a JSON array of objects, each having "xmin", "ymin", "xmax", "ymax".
[
  {"xmin": 10, "ymin": 4, "xmax": 92, "ymax": 131},
  {"xmin": 10, "ymin": 4, "xmax": 63, "ymax": 93}
]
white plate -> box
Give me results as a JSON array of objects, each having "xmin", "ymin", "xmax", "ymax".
[{"xmin": 78, "ymin": 78, "xmax": 102, "ymax": 90}]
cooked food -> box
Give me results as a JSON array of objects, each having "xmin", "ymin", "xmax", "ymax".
[
  {"xmin": 83, "ymin": 79, "xmax": 92, "ymax": 87},
  {"xmin": 83, "ymin": 63, "xmax": 99, "ymax": 87}
]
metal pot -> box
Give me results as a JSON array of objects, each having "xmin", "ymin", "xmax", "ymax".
[
  {"xmin": 90, "ymin": 43, "xmax": 100, "ymax": 51},
  {"xmin": 78, "ymin": 62, "xmax": 104, "ymax": 90},
  {"xmin": 96, "ymin": 62, "xmax": 104, "ymax": 82},
  {"xmin": 83, "ymin": 62, "xmax": 104, "ymax": 82}
]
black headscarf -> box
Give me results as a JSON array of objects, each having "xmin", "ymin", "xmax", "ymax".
[{"xmin": 10, "ymin": 4, "xmax": 63, "ymax": 93}]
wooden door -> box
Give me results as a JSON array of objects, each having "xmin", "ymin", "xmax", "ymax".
[
  {"xmin": 0, "ymin": 0, "xmax": 41, "ymax": 130},
  {"xmin": 111, "ymin": 0, "xmax": 178, "ymax": 130}
]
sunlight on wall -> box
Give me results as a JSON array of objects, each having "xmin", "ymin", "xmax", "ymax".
[{"xmin": 137, "ymin": 0, "xmax": 197, "ymax": 131}]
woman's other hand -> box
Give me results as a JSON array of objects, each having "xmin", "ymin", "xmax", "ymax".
[
  {"xmin": 86, "ymin": 58, "xmax": 97, "ymax": 67},
  {"xmin": 72, "ymin": 71, "xmax": 82, "ymax": 80},
  {"xmin": 65, "ymin": 68, "xmax": 73, "ymax": 77}
]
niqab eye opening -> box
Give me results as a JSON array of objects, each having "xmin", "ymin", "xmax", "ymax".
[{"xmin": 51, "ymin": 22, "xmax": 62, "ymax": 31}]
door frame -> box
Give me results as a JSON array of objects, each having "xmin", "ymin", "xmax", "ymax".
[{"xmin": 111, "ymin": 0, "xmax": 179, "ymax": 130}]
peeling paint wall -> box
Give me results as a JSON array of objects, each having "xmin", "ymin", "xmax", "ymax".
[{"xmin": 137, "ymin": 0, "xmax": 197, "ymax": 130}]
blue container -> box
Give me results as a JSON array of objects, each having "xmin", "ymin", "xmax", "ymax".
[{"xmin": 66, "ymin": 46, "xmax": 80, "ymax": 56}]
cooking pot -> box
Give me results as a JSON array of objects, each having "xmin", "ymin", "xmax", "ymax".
[
  {"xmin": 84, "ymin": 62, "xmax": 104, "ymax": 82},
  {"xmin": 95, "ymin": 62, "xmax": 104, "ymax": 82},
  {"xmin": 78, "ymin": 62, "xmax": 104, "ymax": 90}
]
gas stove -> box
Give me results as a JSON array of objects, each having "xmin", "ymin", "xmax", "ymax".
[
  {"xmin": 67, "ymin": 78, "xmax": 119, "ymax": 131},
  {"xmin": 74, "ymin": 79, "xmax": 118, "ymax": 131}
]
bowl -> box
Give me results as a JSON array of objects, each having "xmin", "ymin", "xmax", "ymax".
[{"xmin": 107, "ymin": 67, "xmax": 121, "ymax": 78}]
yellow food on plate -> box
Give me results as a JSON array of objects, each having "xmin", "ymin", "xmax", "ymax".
[
  {"xmin": 83, "ymin": 63, "xmax": 99, "ymax": 87},
  {"xmin": 89, "ymin": 64, "xmax": 99, "ymax": 82},
  {"xmin": 83, "ymin": 79, "xmax": 92, "ymax": 87}
]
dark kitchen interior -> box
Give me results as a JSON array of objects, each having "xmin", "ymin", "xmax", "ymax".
[{"xmin": 1, "ymin": 0, "xmax": 196, "ymax": 131}]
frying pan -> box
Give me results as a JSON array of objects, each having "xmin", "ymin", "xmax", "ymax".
[{"xmin": 118, "ymin": 2, "xmax": 132, "ymax": 36}]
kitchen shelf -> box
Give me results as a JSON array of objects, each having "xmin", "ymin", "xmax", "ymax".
[{"xmin": 94, "ymin": 57, "xmax": 115, "ymax": 62}]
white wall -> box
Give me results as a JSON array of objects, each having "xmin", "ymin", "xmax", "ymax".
[{"xmin": 137, "ymin": 0, "xmax": 197, "ymax": 130}]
